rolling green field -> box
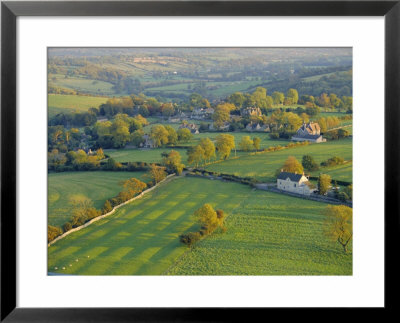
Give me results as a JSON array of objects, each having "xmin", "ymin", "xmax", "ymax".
[
  {"xmin": 205, "ymin": 138, "xmax": 352, "ymax": 182},
  {"xmin": 105, "ymin": 148, "xmax": 189, "ymax": 164},
  {"xmin": 186, "ymin": 132, "xmax": 290, "ymax": 150},
  {"xmin": 48, "ymin": 177, "xmax": 352, "ymax": 275},
  {"xmin": 311, "ymin": 161, "xmax": 353, "ymax": 183},
  {"xmin": 50, "ymin": 75, "xmax": 115, "ymax": 95},
  {"xmin": 48, "ymin": 94, "xmax": 108, "ymax": 117},
  {"xmin": 48, "ymin": 177, "xmax": 251, "ymax": 275},
  {"xmin": 48, "ymin": 171, "xmax": 145, "ymax": 227},
  {"xmin": 168, "ymin": 188, "xmax": 352, "ymax": 275}
]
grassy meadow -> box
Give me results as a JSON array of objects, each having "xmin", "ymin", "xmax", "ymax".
[
  {"xmin": 168, "ymin": 188, "xmax": 352, "ymax": 275},
  {"xmin": 48, "ymin": 171, "xmax": 145, "ymax": 227},
  {"xmin": 48, "ymin": 177, "xmax": 351, "ymax": 275},
  {"xmin": 105, "ymin": 148, "xmax": 189, "ymax": 164},
  {"xmin": 48, "ymin": 177, "xmax": 251, "ymax": 275},
  {"xmin": 48, "ymin": 94, "xmax": 108, "ymax": 117},
  {"xmin": 205, "ymin": 138, "xmax": 352, "ymax": 182}
]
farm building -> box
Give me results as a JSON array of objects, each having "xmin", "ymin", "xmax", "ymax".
[
  {"xmin": 276, "ymin": 171, "xmax": 316, "ymax": 196},
  {"xmin": 179, "ymin": 123, "xmax": 199, "ymax": 134},
  {"xmin": 241, "ymin": 107, "xmax": 262, "ymax": 117},
  {"xmin": 292, "ymin": 122, "xmax": 326, "ymax": 143},
  {"xmin": 140, "ymin": 134, "xmax": 155, "ymax": 148},
  {"xmin": 191, "ymin": 107, "xmax": 214, "ymax": 120},
  {"xmin": 245, "ymin": 122, "xmax": 269, "ymax": 132}
]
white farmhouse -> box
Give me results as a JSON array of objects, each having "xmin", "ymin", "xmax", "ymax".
[{"xmin": 276, "ymin": 171, "xmax": 316, "ymax": 196}]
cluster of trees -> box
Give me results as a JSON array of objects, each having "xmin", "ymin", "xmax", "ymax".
[
  {"xmin": 239, "ymin": 136, "xmax": 261, "ymax": 151},
  {"xmin": 161, "ymin": 150, "xmax": 185, "ymax": 175},
  {"xmin": 48, "ymin": 148, "xmax": 105, "ymax": 171},
  {"xmin": 180, "ymin": 204, "xmax": 226, "ymax": 247},
  {"xmin": 49, "ymin": 110, "xmax": 97, "ymax": 128},
  {"xmin": 187, "ymin": 138, "xmax": 216, "ymax": 167},
  {"xmin": 148, "ymin": 125, "xmax": 193, "ymax": 148},
  {"xmin": 91, "ymin": 113, "xmax": 148, "ymax": 149},
  {"xmin": 324, "ymin": 128, "xmax": 351, "ymax": 140}
]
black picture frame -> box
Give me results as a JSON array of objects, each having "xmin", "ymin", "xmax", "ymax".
[{"xmin": 1, "ymin": 1, "xmax": 399, "ymax": 321}]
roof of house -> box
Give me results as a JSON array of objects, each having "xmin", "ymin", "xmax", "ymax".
[
  {"xmin": 277, "ymin": 171, "xmax": 304, "ymax": 182},
  {"xmin": 299, "ymin": 122, "xmax": 320, "ymax": 134}
]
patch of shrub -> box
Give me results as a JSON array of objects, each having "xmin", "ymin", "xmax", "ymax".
[
  {"xmin": 321, "ymin": 156, "xmax": 345, "ymax": 167},
  {"xmin": 62, "ymin": 222, "xmax": 72, "ymax": 233},
  {"xmin": 48, "ymin": 225, "xmax": 63, "ymax": 243}
]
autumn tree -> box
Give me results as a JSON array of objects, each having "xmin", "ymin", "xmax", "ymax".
[
  {"xmin": 302, "ymin": 155, "xmax": 319, "ymax": 171},
  {"xmin": 150, "ymin": 125, "xmax": 169, "ymax": 147},
  {"xmin": 318, "ymin": 174, "xmax": 331, "ymax": 195},
  {"xmin": 253, "ymin": 137, "xmax": 261, "ymax": 150},
  {"xmin": 194, "ymin": 204, "xmax": 222, "ymax": 234},
  {"xmin": 69, "ymin": 195, "xmax": 94, "ymax": 227},
  {"xmin": 212, "ymin": 103, "xmax": 234, "ymax": 129},
  {"xmin": 187, "ymin": 145, "xmax": 205, "ymax": 168},
  {"xmin": 272, "ymin": 91, "xmax": 285, "ymax": 105},
  {"xmin": 324, "ymin": 205, "xmax": 352, "ymax": 253},
  {"xmin": 161, "ymin": 103, "xmax": 175, "ymax": 118},
  {"xmin": 286, "ymin": 88, "xmax": 299, "ymax": 105},
  {"xmin": 215, "ymin": 134, "xmax": 235, "ymax": 160},
  {"xmin": 121, "ymin": 177, "xmax": 147, "ymax": 196},
  {"xmin": 48, "ymin": 225, "xmax": 63, "ymax": 243},
  {"xmin": 177, "ymin": 128, "xmax": 193, "ymax": 142},
  {"xmin": 145, "ymin": 164, "xmax": 167, "ymax": 184},
  {"xmin": 281, "ymin": 156, "xmax": 304, "ymax": 174},
  {"xmin": 165, "ymin": 125, "xmax": 178, "ymax": 145},
  {"xmin": 199, "ymin": 137, "xmax": 216, "ymax": 163},
  {"xmin": 162, "ymin": 150, "xmax": 185, "ymax": 175},
  {"xmin": 239, "ymin": 136, "xmax": 254, "ymax": 152},
  {"xmin": 227, "ymin": 92, "xmax": 246, "ymax": 108}
]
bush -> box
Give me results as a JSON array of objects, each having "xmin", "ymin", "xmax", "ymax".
[
  {"xmin": 179, "ymin": 232, "xmax": 202, "ymax": 247},
  {"xmin": 338, "ymin": 192, "xmax": 349, "ymax": 201},
  {"xmin": 269, "ymin": 132, "xmax": 279, "ymax": 139},
  {"xmin": 48, "ymin": 225, "xmax": 63, "ymax": 243},
  {"xmin": 62, "ymin": 222, "xmax": 72, "ymax": 233}
]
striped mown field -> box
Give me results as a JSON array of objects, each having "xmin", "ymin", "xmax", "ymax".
[
  {"xmin": 168, "ymin": 188, "xmax": 352, "ymax": 275},
  {"xmin": 48, "ymin": 176, "xmax": 351, "ymax": 275},
  {"xmin": 48, "ymin": 177, "xmax": 251, "ymax": 275}
]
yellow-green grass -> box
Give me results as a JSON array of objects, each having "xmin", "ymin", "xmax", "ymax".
[
  {"xmin": 186, "ymin": 132, "xmax": 290, "ymax": 150},
  {"xmin": 48, "ymin": 171, "xmax": 145, "ymax": 227},
  {"xmin": 105, "ymin": 148, "xmax": 189, "ymax": 164},
  {"xmin": 49, "ymin": 75, "xmax": 115, "ymax": 95},
  {"xmin": 205, "ymin": 138, "xmax": 352, "ymax": 182},
  {"xmin": 311, "ymin": 161, "xmax": 353, "ymax": 183},
  {"xmin": 48, "ymin": 94, "xmax": 108, "ymax": 117},
  {"xmin": 167, "ymin": 188, "xmax": 352, "ymax": 275},
  {"xmin": 48, "ymin": 177, "xmax": 251, "ymax": 275}
]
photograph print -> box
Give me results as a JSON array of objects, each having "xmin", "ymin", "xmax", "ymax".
[{"xmin": 47, "ymin": 47, "xmax": 353, "ymax": 275}]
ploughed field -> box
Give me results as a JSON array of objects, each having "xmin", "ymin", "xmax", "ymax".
[
  {"xmin": 205, "ymin": 138, "xmax": 352, "ymax": 182},
  {"xmin": 48, "ymin": 171, "xmax": 145, "ymax": 227},
  {"xmin": 48, "ymin": 177, "xmax": 250, "ymax": 275},
  {"xmin": 48, "ymin": 177, "xmax": 352, "ymax": 275}
]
